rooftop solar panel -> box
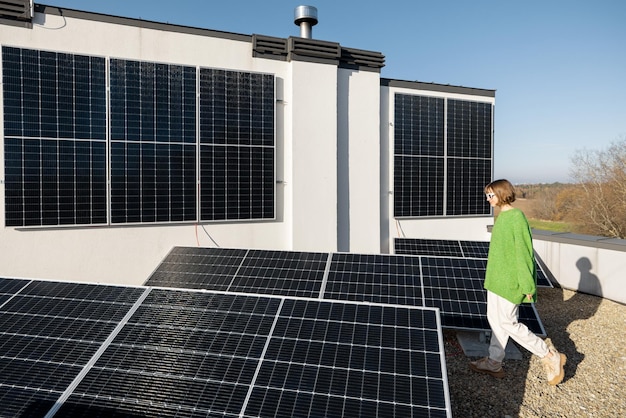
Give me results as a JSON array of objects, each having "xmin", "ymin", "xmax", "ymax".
[
  {"xmin": 147, "ymin": 246, "xmax": 248, "ymax": 290},
  {"xmin": 324, "ymin": 252, "xmax": 423, "ymax": 306},
  {"xmin": 394, "ymin": 238, "xmax": 553, "ymax": 287},
  {"xmin": 0, "ymin": 279, "xmax": 145, "ymax": 417},
  {"xmin": 0, "ymin": 278, "xmax": 452, "ymax": 417},
  {"xmin": 248, "ymin": 298, "xmax": 449, "ymax": 417},
  {"xmin": 394, "ymin": 238, "xmax": 464, "ymax": 257},
  {"xmin": 229, "ymin": 249, "xmax": 329, "ymax": 297}
]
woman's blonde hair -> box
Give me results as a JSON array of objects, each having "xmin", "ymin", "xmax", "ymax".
[{"xmin": 485, "ymin": 179, "xmax": 516, "ymax": 206}]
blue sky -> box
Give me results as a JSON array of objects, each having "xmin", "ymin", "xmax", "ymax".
[{"xmin": 46, "ymin": 0, "xmax": 626, "ymax": 184}]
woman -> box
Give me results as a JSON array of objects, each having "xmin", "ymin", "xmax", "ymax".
[{"xmin": 470, "ymin": 179, "xmax": 566, "ymax": 385}]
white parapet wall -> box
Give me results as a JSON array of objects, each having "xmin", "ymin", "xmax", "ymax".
[{"xmin": 532, "ymin": 230, "xmax": 626, "ymax": 305}]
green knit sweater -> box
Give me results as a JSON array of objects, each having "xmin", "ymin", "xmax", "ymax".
[{"xmin": 484, "ymin": 207, "xmax": 537, "ymax": 304}]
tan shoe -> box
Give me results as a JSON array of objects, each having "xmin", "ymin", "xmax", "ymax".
[
  {"xmin": 541, "ymin": 348, "xmax": 566, "ymax": 385},
  {"xmin": 469, "ymin": 357, "xmax": 505, "ymax": 378}
]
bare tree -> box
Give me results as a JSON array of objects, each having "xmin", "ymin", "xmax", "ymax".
[{"xmin": 570, "ymin": 137, "xmax": 626, "ymax": 238}]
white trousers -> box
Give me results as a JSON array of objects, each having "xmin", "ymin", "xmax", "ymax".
[{"xmin": 487, "ymin": 290, "xmax": 549, "ymax": 362}]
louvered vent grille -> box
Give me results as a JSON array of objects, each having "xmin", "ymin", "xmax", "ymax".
[
  {"xmin": 289, "ymin": 37, "xmax": 340, "ymax": 60},
  {"xmin": 341, "ymin": 47, "xmax": 385, "ymax": 69},
  {"xmin": 253, "ymin": 35, "xmax": 288, "ymax": 58},
  {"xmin": 0, "ymin": 0, "xmax": 31, "ymax": 20}
]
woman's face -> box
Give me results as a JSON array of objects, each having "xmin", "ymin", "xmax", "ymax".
[{"xmin": 485, "ymin": 188, "xmax": 499, "ymax": 207}]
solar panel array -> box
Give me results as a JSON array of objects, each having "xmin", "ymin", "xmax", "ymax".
[
  {"xmin": 2, "ymin": 46, "xmax": 276, "ymax": 227},
  {"xmin": 146, "ymin": 246, "xmax": 545, "ymax": 335},
  {"xmin": 393, "ymin": 238, "xmax": 553, "ymax": 287},
  {"xmin": 393, "ymin": 94, "xmax": 493, "ymax": 218},
  {"xmin": 0, "ymin": 277, "xmax": 450, "ymax": 418}
]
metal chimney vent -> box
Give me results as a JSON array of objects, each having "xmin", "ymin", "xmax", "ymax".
[{"xmin": 294, "ymin": 5, "xmax": 318, "ymax": 39}]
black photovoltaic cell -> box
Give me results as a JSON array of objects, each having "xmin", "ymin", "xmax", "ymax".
[
  {"xmin": 394, "ymin": 155, "xmax": 444, "ymax": 217},
  {"xmin": 146, "ymin": 247, "xmax": 328, "ymax": 297},
  {"xmin": 324, "ymin": 253, "xmax": 423, "ymax": 306},
  {"xmin": 147, "ymin": 246, "xmax": 248, "ymax": 290},
  {"xmin": 2, "ymin": 46, "xmax": 107, "ymax": 227},
  {"xmin": 446, "ymin": 158, "xmax": 492, "ymax": 215},
  {"xmin": 0, "ymin": 281, "xmax": 451, "ymax": 418},
  {"xmin": 230, "ymin": 249, "xmax": 328, "ymax": 297},
  {"xmin": 394, "ymin": 238, "xmax": 552, "ymax": 287},
  {"xmin": 420, "ymin": 257, "xmax": 544, "ymax": 335}
]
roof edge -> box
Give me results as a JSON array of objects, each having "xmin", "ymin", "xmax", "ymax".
[
  {"xmin": 381, "ymin": 78, "xmax": 496, "ymax": 98},
  {"xmin": 35, "ymin": 4, "xmax": 252, "ymax": 42}
]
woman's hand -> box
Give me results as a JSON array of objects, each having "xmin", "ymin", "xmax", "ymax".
[{"xmin": 525, "ymin": 294, "xmax": 533, "ymax": 301}]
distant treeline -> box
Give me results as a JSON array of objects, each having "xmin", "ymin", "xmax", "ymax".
[{"xmin": 513, "ymin": 137, "xmax": 626, "ymax": 239}]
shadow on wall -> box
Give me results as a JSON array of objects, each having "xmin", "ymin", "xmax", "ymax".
[{"xmin": 576, "ymin": 257, "xmax": 602, "ymax": 297}]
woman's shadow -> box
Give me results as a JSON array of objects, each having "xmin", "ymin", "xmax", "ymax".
[{"xmin": 537, "ymin": 256, "xmax": 602, "ymax": 382}]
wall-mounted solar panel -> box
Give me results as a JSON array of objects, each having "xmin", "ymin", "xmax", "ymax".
[
  {"xmin": 200, "ymin": 68, "xmax": 275, "ymax": 221},
  {"xmin": 446, "ymin": 157, "xmax": 492, "ymax": 215},
  {"xmin": 109, "ymin": 59, "xmax": 197, "ymax": 224},
  {"xmin": 2, "ymin": 46, "xmax": 107, "ymax": 227},
  {"xmin": 393, "ymin": 94, "xmax": 492, "ymax": 218}
]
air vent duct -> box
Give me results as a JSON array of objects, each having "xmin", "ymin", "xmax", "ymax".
[{"xmin": 294, "ymin": 5, "xmax": 318, "ymax": 39}]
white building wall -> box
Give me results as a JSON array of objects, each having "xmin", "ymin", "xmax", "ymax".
[
  {"xmin": 533, "ymin": 234, "xmax": 626, "ymax": 304},
  {"xmin": 289, "ymin": 60, "xmax": 338, "ymax": 252},
  {"xmin": 337, "ymin": 68, "xmax": 381, "ymax": 253}
]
